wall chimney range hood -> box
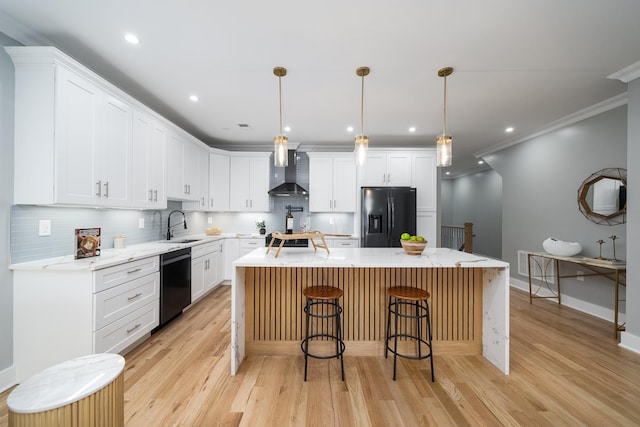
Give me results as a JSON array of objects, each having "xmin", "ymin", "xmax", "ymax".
[{"xmin": 268, "ymin": 150, "xmax": 308, "ymax": 196}]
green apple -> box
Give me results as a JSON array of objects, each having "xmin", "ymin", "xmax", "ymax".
[{"xmin": 401, "ymin": 233, "xmax": 411, "ymax": 240}]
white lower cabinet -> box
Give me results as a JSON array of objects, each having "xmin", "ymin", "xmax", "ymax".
[
  {"xmin": 12, "ymin": 256, "xmax": 160, "ymax": 383},
  {"xmin": 239, "ymin": 238, "xmax": 263, "ymax": 256},
  {"xmin": 191, "ymin": 241, "xmax": 224, "ymax": 302},
  {"xmin": 325, "ymin": 238, "xmax": 359, "ymax": 248}
]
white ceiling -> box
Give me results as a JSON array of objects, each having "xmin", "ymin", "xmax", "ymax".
[{"xmin": 1, "ymin": 1, "xmax": 640, "ymax": 177}]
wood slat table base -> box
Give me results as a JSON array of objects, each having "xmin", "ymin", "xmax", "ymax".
[
  {"xmin": 244, "ymin": 267, "xmax": 483, "ymax": 356},
  {"xmin": 8, "ymin": 371, "xmax": 124, "ymax": 427}
]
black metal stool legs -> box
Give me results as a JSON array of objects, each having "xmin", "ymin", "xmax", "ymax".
[
  {"xmin": 385, "ymin": 294, "xmax": 435, "ymax": 382},
  {"xmin": 303, "ymin": 297, "xmax": 311, "ymax": 381},
  {"xmin": 301, "ymin": 297, "xmax": 345, "ymax": 382}
]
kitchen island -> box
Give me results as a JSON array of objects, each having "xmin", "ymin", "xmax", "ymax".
[{"xmin": 232, "ymin": 247, "xmax": 510, "ymax": 375}]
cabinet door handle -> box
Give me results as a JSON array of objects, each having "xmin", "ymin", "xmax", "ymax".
[
  {"xmin": 148, "ymin": 189, "xmax": 153, "ymax": 201},
  {"xmin": 104, "ymin": 181, "xmax": 109, "ymax": 198},
  {"xmin": 154, "ymin": 189, "xmax": 158, "ymax": 202},
  {"xmin": 201, "ymin": 197, "xmax": 205, "ymax": 206},
  {"xmin": 127, "ymin": 268, "xmax": 142, "ymax": 274},
  {"xmin": 126, "ymin": 323, "xmax": 142, "ymax": 334},
  {"xmin": 250, "ymin": 199, "xmax": 253, "ymax": 208},
  {"xmin": 127, "ymin": 293, "xmax": 142, "ymax": 301},
  {"xmin": 210, "ymin": 198, "xmax": 214, "ymax": 207},
  {"xmin": 188, "ymin": 184, "xmax": 191, "ymax": 194},
  {"xmin": 184, "ymin": 184, "xmax": 188, "ymax": 194},
  {"xmin": 96, "ymin": 180, "xmax": 102, "ymax": 197}
]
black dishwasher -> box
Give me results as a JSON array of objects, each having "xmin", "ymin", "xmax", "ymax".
[{"xmin": 157, "ymin": 247, "xmax": 191, "ymax": 329}]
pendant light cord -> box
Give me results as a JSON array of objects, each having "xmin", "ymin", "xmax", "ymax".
[
  {"xmin": 442, "ymin": 74, "xmax": 447, "ymax": 136},
  {"xmin": 278, "ymin": 75, "xmax": 283, "ymax": 135},
  {"xmin": 360, "ymin": 73, "xmax": 365, "ymax": 136}
]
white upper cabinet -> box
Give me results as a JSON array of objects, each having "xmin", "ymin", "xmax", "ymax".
[
  {"xmin": 361, "ymin": 151, "xmax": 412, "ymax": 187},
  {"xmin": 52, "ymin": 66, "xmax": 101, "ymax": 205},
  {"xmin": 229, "ymin": 154, "xmax": 270, "ymax": 212},
  {"xmin": 209, "ymin": 152, "xmax": 230, "ymax": 211},
  {"xmin": 98, "ymin": 92, "xmax": 133, "ymax": 207},
  {"xmin": 167, "ymin": 133, "xmax": 202, "ymax": 201},
  {"xmin": 183, "ymin": 145, "xmax": 210, "ymax": 211},
  {"xmin": 412, "ymin": 150, "xmax": 437, "ymax": 211},
  {"xmin": 309, "ymin": 153, "xmax": 356, "ymax": 212},
  {"xmin": 132, "ymin": 111, "xmax": 166, "ymax": 209},
  {"xmin": 8, "ymin": 47, "xmax": 134, "ymax": 207}
]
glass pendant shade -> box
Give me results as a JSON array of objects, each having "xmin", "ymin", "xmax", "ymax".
[
  {"xmin": 436, "ymin": 135, "xmax": 452, "ymax": 167},
  {"xmin": 274, "ymin": 135, "xmax": 288, "ymax": 167},
  {"xmin": 273, "ymin": 66, "xmax": 288, "ymax": 167},
  {"xmin": 436, "ymin": 67, "xmax": 454, "ymax": 168},
  {"xmin": 355, "ymin": 135, "xmax": 368, "ymax": 166},
  {"xmin": 355, "ymin": 66, "xmax": 370, "ymax": 167}
]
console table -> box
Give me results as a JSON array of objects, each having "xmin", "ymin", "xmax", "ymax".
[{"xmin": 527, "ymin": 252, "xmax": 626, "ymax": 338}]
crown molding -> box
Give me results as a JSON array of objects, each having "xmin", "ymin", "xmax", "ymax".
[
  {"xmin": 474, "ymin": 92, "xmax": 628, "ymax": 158},
  {"xmin": 608, "ymin": 61, "xmax": 640, "ymax": 83}
]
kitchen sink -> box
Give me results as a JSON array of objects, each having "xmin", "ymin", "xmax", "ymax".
[{"xmin": 161, "ymin": 239, "xmax": 201, "ymax": 244}]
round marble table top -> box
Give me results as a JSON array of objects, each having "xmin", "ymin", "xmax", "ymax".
[{"xmin": 7, "ymin": 353, "xmax": 125, "ymax": 414}]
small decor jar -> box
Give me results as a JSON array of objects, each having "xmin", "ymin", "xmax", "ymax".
[{"xmin": 114, "ymin": 235, "xmax": 126, "ymax": 249}]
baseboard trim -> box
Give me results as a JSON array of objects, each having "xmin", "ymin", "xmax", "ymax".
[
  {"xmin": 510, "ymin": 278, "xmax": 623, "ymax": 324},
  {"xmin": 0, "ymin": 364, "xmax": 16, "ymax": 393},
  {"xmin": 620, "ymin": 332, "xmax": 640, "ymax": 354}
]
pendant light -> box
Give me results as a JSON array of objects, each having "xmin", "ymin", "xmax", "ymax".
[
  {"xmin": 436, "ymin": 67, "xmax": 453, "ymax": 167},
  {"xmin": 273, "ymin": 66, "xmax": 288, "ymax": 167},
  {"xmin": 355, "ymin": 66, "xmax": 370, "ymax": 167}
]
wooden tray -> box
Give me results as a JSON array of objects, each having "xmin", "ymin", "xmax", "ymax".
[{"xmin": 266, "ymin": 231, "xmax": 330, "ymax": 258}]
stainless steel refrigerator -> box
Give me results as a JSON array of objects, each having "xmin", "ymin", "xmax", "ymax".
[{"xmin": 361, "ymin": 187, "xmax": 417, "ymax": 247}]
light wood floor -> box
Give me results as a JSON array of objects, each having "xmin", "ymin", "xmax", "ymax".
[{"xmin": 2, "ymin": 285, "xmax": 640, "ymax": 426}]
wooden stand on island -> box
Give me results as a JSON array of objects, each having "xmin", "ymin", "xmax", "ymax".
[{"xmin": 266, "ymin": 231, "xmax": 330, "ymax": 258}]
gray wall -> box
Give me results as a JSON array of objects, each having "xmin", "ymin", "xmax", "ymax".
[
  {"xmin": 625, "ymin": 78, "xmax": 640, "ymax": 341},
  {"xmin": 0, "ymin": 32, "xmax": 17, "ymax": 378},
  {"xmin": 444, "ymin": 170, "xmax": 503, "ymax": 259},
  {"xmin": 440, "ymin": 180, "xmax": 454, "ymax": 225},
  {"xmin": 486, "ymin": 106, "xmax": 627, "ymax": 311}
]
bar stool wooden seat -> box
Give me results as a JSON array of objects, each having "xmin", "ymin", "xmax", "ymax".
[
  {"xmin": 385, "ymin": 286, "xmax": 435, "ymax": 381},
  {"xmin": 301, "ymin": 286, "xmax": 345, "ymax": 381}
]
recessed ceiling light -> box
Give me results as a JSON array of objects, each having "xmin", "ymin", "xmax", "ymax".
[
  {"xmin": 347, "ymin": 126, "xmax": 354, "ymax": 132},
  {"xmin": 284, "ymin": 126, "xmax": 291, "ymax": 132},
  {"xmin": 124, "ymin": 33, "xmax": 139, "ymax": 44},
  {"xmin": 505, "ymin": 127, "xmax": 514, "ymax": 133},
  {"xmin": 445, "ymin": 171, "xmax": 450, "ymax": 175},
  {"xmin": 189, "ymin": 95, "xmax": 199, "ymax": 102},
  {"xmin": 409, "ymin": 127, "xmax": 416, "ymax": 133},
  {"xmin": 478, "ymin": 160, "xmax": 484, "ymax": 165}
]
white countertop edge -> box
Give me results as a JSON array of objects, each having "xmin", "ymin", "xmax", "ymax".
[
  {"xmin": 233, "ymin": 247, "xmax": 509, "ymax": 269},
  {"xmin": 7, "ymin": 353, "xmax": 125, "ymax": 414},
  {"xmin": 10, "ymin": 233, "xmax": 238, "ymax": 271},
  {"xmin": 9, "ymin": 232, "xmax": 360, "ymax": 271}
]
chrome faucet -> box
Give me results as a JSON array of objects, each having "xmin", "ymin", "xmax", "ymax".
[{"xmin": 167, "ymin": 210, "xmax": 187, "ymax": 240}]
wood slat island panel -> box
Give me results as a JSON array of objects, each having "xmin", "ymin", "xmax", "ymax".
[
  {"xmin": 231, "ymin": 247, "xmax": 510, "ymax": 375},
  {"xmin": 244, "ymin": 267, "xmax": 483, "ymax": 356}
]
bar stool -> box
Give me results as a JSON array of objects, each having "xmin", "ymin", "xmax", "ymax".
[
  {"xmin": 301, "ymin": 286, "xmax": 345, "ymax": 381},
  {"xmin": 385, "ymin": 286, "xmax": 435, "ymax": 382}
]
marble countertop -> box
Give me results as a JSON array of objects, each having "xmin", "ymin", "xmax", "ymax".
[
  {"xmin": 234, "ymin": 247, "xmax": 508, "ymax": 269},
  {"xmin": 9, "ymin": 232, "xmax": 259, "ymax": 271},
  {"xmin": 7, "ymin": 353, "xmax": 125, "ymax": 413}
]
